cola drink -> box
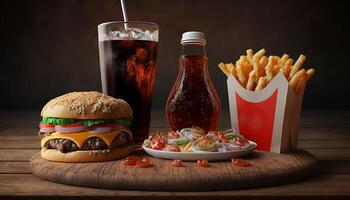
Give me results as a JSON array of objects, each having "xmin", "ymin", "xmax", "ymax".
[
  {"xmin": 98, "ymin": 22, "xmax": 159, "ymax": 143},
  {"xmin": 99, "ymin": 39, "xmax": 157, "ymax": 143},
  {"xmin": 98, "ymin": 21, "xmax": 159, "ymax": 143}
]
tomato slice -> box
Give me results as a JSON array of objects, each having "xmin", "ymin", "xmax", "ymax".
[
  {"xmin": 121, "ymin": 156, "xmax": 140, "ymax": 166},
  {"xmin": 170, "ymin": 159, "xmax": 183, "ymax": 167},
  {"xmin": 208, "ymin": 131, "xmax": 228, "ymax": 142},
  {"xmin": 231, "ymin": 158, "xmax": 252, "ymax": 167},
  {"xmin": 197, "ymin": 159, "xmax": 209, "ymax": 167},
  {"xmin": 136, "ymin": 158, "xmax": 152, "ymax": 168},
  {"xmin": 232, "ymin": 137, "xmax": 249, "ymax": 147},
  {"xmin": 217, "ymin": 132, "xmax": 228, "ymax": 143},
  {"xmin": 198, "ymin": 135, "xmax": 209, "ymax": 139},
  {"xmin": 39, "ymin": 123, "xmax": 54, "ymax": 128},
  {"xmin": 148, "ymin": 139, "xmax": 166, "ymax": 150}
]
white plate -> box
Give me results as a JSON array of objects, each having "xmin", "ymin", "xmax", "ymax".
[{"xmin": 142, "ymin": 141, "xmax": 257, "ymax": 161}]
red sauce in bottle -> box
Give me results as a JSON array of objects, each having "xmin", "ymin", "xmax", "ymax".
[{"xmin": 166, "ymin": 53, "xmax": 221, "ymax": 131}]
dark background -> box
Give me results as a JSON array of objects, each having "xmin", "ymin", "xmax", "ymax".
[{"xmin": 0, "ymin": 0, "xmax": 349, "ymax": 111}]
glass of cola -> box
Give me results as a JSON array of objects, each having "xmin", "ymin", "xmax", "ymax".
[{"xmin": 98, "ymin": 21, "xmax": 159, "ymax": 143}]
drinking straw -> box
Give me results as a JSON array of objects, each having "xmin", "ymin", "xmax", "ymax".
[{"xmin": 120, "ymin": 0, "xmax": 128, "ymax": 30}]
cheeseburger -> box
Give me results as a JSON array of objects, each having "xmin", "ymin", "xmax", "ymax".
[{"xmin": 39, "ymin": 91, "xmax": 133, "ymax": 162}]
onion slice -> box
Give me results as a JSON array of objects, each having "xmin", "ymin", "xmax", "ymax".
[
  {"xmin": 39, "ymin": 123, "xmax": 55, "ymax": 133},
  {"xmin": 55, "ymin": 123, "xmax": 86, "ymax": 133},
  {"xmin": 39, "ymin": 127, "xmax": 55, "ymax": 133}
]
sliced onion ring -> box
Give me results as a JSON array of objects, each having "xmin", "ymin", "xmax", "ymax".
[
  {"xmin": 39, "ymin": 127, "xmax": 55, "ymax": 133},
  {"xmin": 39, "ymin": 123, "xmax": 54, "ymax": 132},
  {"xmin": 88, "ymin": 127, "xmax": 112, "ymax": 134},
  {"xmin": 55, "ymin": 124, "xmax": 86, "ymax": 133}
]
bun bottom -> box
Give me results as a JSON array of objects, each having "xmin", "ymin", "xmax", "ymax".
[{"xmin": 41, "ymin": 147, "xmax": 131, "ymax": 163}]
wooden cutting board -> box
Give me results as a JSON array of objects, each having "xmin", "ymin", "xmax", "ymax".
[{"xmin": 30, "ymin": 149, "xmax": 318, "ymax": 191}]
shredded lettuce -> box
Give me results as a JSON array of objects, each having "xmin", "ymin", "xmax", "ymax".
[{"xmin": 41, "ymin": 117, "xmax": 132, "ymax": 127}]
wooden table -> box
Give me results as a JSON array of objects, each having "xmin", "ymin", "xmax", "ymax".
[{"xmin": 1, "ymin": 110, "xmax": 349, "ymax": 199}]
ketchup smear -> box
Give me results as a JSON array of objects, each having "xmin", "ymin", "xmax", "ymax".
[{"xmin": 231, "ymin": 158, "xmax": 252, "ymax": 167}]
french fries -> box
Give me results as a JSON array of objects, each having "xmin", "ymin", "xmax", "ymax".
[
  {"xmin": 272, "ymin": 65, "xmax": 280, "ymax": 76},
  {"xmin": 246, "ymin": 49, "xmax": 253, "ymax": 63},
  {"xmin": 289, "ymin": 55, "xmax": 306, "ymax": 80},
  {"xmin": 306, "ymin": 68, "xmax": 315, "ymax": 80},
  {"xmin": 256, "ymin": 77, "xmax": 266, "ymax": 91},
  {"xmin": 289, "ymin": 69, "xmax": 306, "ymax": 89},
  {"xmin": 236, "ymin": 62, "xmax": 248, "ymax": 87},
  {"xmin": 265, "ymin": 56, "xmax": 274, "ymax": 81},
  {"xmin": 253, "ymin": 48, "xmax": 265, "ymax": 61},
  {"xmin": 218, "ymin": 63, "xmax": 230, "ymax": 77},
  {"xmin": 281, "ymin": 58, "xmax": 293, "ymax": 77},
  {"xmin": 278, "ymin": 54, "xmax": 289, "ymax": 67},
  {"xmin": 247, "ymin": 70, "xmax": 256, "ymax": 91},
  {"xmin": 218, "ymin": 49, "xmax": 315, "ymax": 94}
]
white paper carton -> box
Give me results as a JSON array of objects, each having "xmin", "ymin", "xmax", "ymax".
[{"xmin": 227, "ymin": 72, "xmax": 305, "ymax": 153}]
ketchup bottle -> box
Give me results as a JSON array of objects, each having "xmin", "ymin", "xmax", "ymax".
[{"xmin": 166, "ymin": 31, "xmax": 221, "ymax": 131}]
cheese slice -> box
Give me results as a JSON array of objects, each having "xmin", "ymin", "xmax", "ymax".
[{"xmin": 41, "ymin": 129, "xmax": 132, "ymax": 148}]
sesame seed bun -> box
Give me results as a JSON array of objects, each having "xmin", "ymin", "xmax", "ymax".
[
  {"xmin": 41, "ymin": 147, "xmax": 131, "ymax": 163},
  {"xmin": 41, "ymin": 91, "xmax": 133, "ymax": 119}
]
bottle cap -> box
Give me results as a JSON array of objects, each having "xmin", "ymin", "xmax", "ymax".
[{"xmin": 181, "ymin": 31, "xmax": 206, "ymax": 45}]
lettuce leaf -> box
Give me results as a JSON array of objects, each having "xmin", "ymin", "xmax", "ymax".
[
  {"xmin": 41, "ymin": 117, "xmax": 132, "ymax": 127},
  {"xmin": 78, "ymin": 119, "xmax": 132, "ymax": 127},
  {"xmin": 42, "ymin": 117, "xmax": 76, "ymax": 125},
  {"xmin": 77, "ymin": 119, "xmax": 108, "ymax": 127}
]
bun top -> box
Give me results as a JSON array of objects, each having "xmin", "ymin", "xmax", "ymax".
[{"xmin": 41, "ymin": 91, "xmax": 133, "ymax": 119}]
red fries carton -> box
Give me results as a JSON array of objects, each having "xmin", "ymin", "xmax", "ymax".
[{"xmin": 227, "ymin": 72, "xmax": 305, "ymax": 153}]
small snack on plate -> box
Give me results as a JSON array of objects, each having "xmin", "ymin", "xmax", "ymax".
[
  {"xmin": 192, "ymin": 137, "xmax": 218, "ymax": 152},
  {"xmin": 143, "ymin": 127, "xmax": 253, "ymax": 153},
  {"xmin": 163, "ymin": 144, "xmax": 181, "ymax": 152},
  {"xmin": 218, "ymin": 49, "xmax": 315, "ymax": 94}
]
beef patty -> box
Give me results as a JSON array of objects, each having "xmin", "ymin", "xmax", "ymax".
[{"xmin": 43, "ymin": 131, "xmax": 133, "ymax": 153}]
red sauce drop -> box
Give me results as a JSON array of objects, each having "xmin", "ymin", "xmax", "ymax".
[
  {"xmin": 170, "ymin": 159, "xmax": 183, "ymax": 167},
  {"xmin": 197, "ymin": 159, "xmax": 209, "ymax": 167},
  {"xmin": 231, "ymin": 158, "xmax": 252, "ymax": 167},
  {"xmin": 136, "ymin": 158, "xmax": 152, "ymax": 168},
  {"xmin": 121, "ymin": 156, "xmax": 140, "ymax": 166}
]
